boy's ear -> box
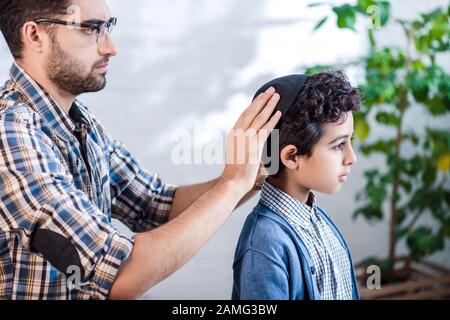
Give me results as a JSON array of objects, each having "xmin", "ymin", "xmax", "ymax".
[{"xmin": 280, "ymin": 144, "xmax": 299, "ymax": 170}]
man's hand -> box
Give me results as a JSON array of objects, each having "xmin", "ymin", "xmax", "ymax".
[
  {"xmin": 168, "ymin": 91, "xmax": 279, "ymax": 221},
  {"xmin": 109, "ymin": 87, "xmax": 280, "ymax": 300},
  {"xmin": 220, "ymin": 87, "xmax": 281, "ymax": 193}
]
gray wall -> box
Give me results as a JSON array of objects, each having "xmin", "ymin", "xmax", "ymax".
[{"xmin": 0, "ymin": 0, "xmax": 448, "ymax": 299}]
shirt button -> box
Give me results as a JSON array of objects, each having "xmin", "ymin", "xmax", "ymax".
[{"xmin": 310, "ymin": 266, "xmax": 316, "ymax": 275}]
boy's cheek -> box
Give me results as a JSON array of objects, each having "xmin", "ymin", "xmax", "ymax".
[{"xmin": 312, "ymin": 176, "xmax": 343, "ymax": 195}]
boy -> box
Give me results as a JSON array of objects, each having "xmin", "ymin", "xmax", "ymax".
[{"xmin": 232, "ymin": 71, "xmax": 362, "ymax": 300}]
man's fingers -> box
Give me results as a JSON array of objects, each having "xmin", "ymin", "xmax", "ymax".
[
  {"xmin": 249, "ymin": 93, "xmax": 280, "ymax": 131},
  {"xmin": 233, "ymin": 87, "xmax": 276, "ymax": 130},
  {"xmin": 258, "ymin": 111, "xmax": 282, "ymax": 142}
]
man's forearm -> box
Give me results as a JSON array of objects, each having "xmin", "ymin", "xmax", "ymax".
[
  {"xmin": 168, "ymin": 179, "xmax": 219, "ymax": 220},
  {"xmin": 110, "ymin": 86, "xmax": 280, "ymax": 299},
  {"xmin": 169, "ymin": 179, "xmax": 258, "ymax": 220},
  {"xmin": 109, "ymin": 179, "xmax": 246, "ymax": 299}
]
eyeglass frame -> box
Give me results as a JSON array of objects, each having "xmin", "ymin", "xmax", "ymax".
[{"xmin": 34, "ymin": 17, "xmax": 118, "ymax": 44}]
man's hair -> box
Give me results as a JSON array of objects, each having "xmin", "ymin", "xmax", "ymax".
[
  {"xmin": 272, "ymin": 71, "xmax": 363, "ymax": 178},
  {"xmin": 0, "ymin": 0, "xmax": 71, "ymax": 59}
]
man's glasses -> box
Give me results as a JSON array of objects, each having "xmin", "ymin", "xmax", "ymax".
[{"xmin": 34, "ymin": 17, "xmax": 117, "ymax": 44}]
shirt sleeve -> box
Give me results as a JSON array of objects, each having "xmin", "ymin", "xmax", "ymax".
[
  {"xmin": 0, "ymin": 111, "xmax": 133, "ymax": 300},
  {"xmin": 233, "ymin": 248, "xmax": 290, "ymax": 300},
  {"xmin": 105, "ymin": 134, "xmax": 178, "ymax": 233}
]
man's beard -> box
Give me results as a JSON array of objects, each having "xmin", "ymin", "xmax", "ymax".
[{"xmin": 47, "ymin": 41, "xmax": 107, "ymax": 96}]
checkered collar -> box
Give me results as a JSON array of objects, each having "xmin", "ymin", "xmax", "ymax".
[
  {"xmin": 9, "ymin": 61, "xmax": 85, "ymax": 142},
  {"xmin": 260, "ymin": 181, "xmax": 317, "ymax": 230}
]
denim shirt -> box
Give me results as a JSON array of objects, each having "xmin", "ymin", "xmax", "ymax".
[{"xmin": 232, "ymin": 202, "xmax": 360, "ymax": 300}]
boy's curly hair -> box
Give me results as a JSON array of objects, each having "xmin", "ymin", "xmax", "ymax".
[{"xmin": 272, "ymin": 71, "xmax": 363, "ymax": 178}]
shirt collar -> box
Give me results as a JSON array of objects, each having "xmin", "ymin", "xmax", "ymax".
[
  {"xmin": 9, "ymin": 61, "xmax": 82, "ymax": 142},
  {"xmin": 260, "ymin": 181, "xmax": 317, "ymax": 229}
]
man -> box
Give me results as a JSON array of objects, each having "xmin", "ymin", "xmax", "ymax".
[{"xmin": 0, "ymin": 0, "xmax": 281, "ymax": 299}]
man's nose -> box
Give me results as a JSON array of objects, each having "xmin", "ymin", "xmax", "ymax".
[{"xmin": 98, "ymin": 33, "xmax": 118, "ymax": 57}]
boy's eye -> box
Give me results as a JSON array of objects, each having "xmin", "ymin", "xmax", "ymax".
[{"xmin": 333, "ymin": 142, "xmax": 346, "ymax": 150}]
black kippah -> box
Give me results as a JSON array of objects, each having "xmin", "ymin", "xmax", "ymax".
[
  {"xmin": 253, "ymin": 74, "xmax": 309, "ymax": 129},
  {"xmin": 253, "ymin": 74, "xmax": 309, "ymax": 171},
  {"xmin": 0, "ymin": 0, "xmax": 12, "ymax": 12}
]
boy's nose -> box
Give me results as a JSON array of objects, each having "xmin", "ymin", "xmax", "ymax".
[{"xmin": 345, "ymin": 146, "xmax": 358, "ymax": 166}]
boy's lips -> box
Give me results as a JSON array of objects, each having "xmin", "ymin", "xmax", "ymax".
[{"xmin": 338, "ymin": 171, "xmax": 350, "ymax": 182}]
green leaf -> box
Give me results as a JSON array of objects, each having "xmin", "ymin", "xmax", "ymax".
[
  {"xmin": 357, "ymin": 0, "xmax": 374, "ymax": 12},
  {"xmin": 359, "ymin": 1, "xmax": 391, "ymax": 27},
  {"xmin": 403, "ymin": 131, "xmax": 420, "ymax": 146},
  {"xmin": 375, "ymin": 111, "xmax": 400, "ymax": 127},
  {"xmin": 424, "ymin": 96, "xmax": 448, "ymax": 115},
  {"xmin": 313, "ymin": 16, "xmax": 329, "ymax": 31},
  {"xmin": 397, "ymin": 208, "xmax": 407, "ymax": 225},
  {"xmin": 427, "ymin": 129, "xmax": 450, "ymax": 156},
  {"xmin": 409, "ymin": 76, "xmax": 430, "ymax": 103},
  {"xmin": 308, "ymin": 2, "xmax": 327, "ymax": 8},
  {"xmin": 360, "ymin": 139, "xmax": 396, "ymax": 156},
  {"xmin": 355, "ymin": 117, "xmax": 370, "ymax": 141},
  {"xmin": 422, "ymin": 161, "xmax": 437, "ymax": 186},
  {"xmin": 353, "ymin": 205, "xmax": 383, "ymax": 221},
  {"xmin": 415, "ymin": 35, "xmax": 430, "ymax": 53},
  {"xmin": 377, "ymin": 1, "xmax": 391, "ymax": 26},
  {"xmin": 364, "ymin": 169, "xmax": 380, "ymax": 181},
  {"xmin": 333, "ymin": 4, "xmax": 357, "ymax": 30},
  {"xmin": 305, "ymin": 65, "xmax": 332, "ymax": 75},
  {"xmin": 399, "ymin": 179, "xmax": 412, "ymax": 193},
  {"xmin": 413, "ymin": 8, "xmax": 450, "ymax": 54},
  {"xmin": 420, "ymin": 8, "xmax": 443, "ymax": 22},
  {"xmin": 412, "ymin": 60, "xmax": 426, "ymax": 70},
  {"xmin": 440, "ymin": 223, "xmax": 450, "ymax": 238},
  {"xmin": 395, "ymin": 227, "xmax": 409, "ymax": 241},
  {"xmin": 438, "ymin": 153, "xmax": 450, "ymax": 172},
  {"xmin": 407, "ymin": 227, "xmax": 445, "ymax": 262},
  {"xmin": 366, "ymin": 182, "xmax": 387, "ymax": 207},
  {"xmin": 412, "ymin": 20, "xmax": 425, "ymax": 30}
]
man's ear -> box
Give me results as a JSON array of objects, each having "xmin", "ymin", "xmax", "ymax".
[
  {"xmin": 280, "ymin": 144, "xmax": 299, "ymax": 170},
  {"xmin": 22, "ymin": 21, "xmax": 47, "ymax": 54}
]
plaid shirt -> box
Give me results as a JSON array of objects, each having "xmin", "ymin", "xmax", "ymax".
[
  {"xmin": 260, "ymin": 182, "xmax": 353, "ymax": 300},
  {"xmin": 0, "ymin": 62, "xmax": 177, "ymax": 300}
]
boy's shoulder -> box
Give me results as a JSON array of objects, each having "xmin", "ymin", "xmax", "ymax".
[
  {"xmin": 234, "ymin": 203, "xmax": 301, "ymax": 263},
  {"xmin": 235, "ymin": 200, "xmax": 340, "ymax": 254}
]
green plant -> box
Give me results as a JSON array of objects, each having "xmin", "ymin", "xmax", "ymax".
[{"xmin": 309, "ymin": 0, "xmax": 450, "ymax": 276}]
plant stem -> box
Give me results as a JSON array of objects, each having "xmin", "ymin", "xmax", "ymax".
[
  {"xmin": 407, "ymin": 209, "xmax": 422, "ymax": 231},
  {"xmin": 389, "ymin": 101, "xmax": 404, "ymax": 262},
  {"xmin": 389, "ymin": 26, "xmax": 414, "ymax": 263}
]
